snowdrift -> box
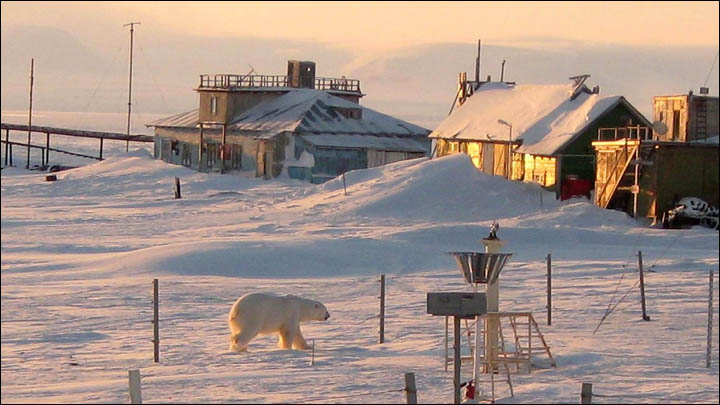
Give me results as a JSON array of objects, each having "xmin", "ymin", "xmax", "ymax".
[{"xmin": 4, "ymin": 152, "xmax": 657, "ymax": 279}]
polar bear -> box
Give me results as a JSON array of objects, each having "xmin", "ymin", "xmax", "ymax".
[{"xmin": 228, "ymin": 292, "xmax": 330, "ymax": 352}]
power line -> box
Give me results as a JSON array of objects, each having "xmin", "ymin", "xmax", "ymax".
[
  {"xmin": 702, "ymin": 50, "xmax": 719, "ymax": 88},
  {"xmin": 290, "ymin": 388, "xmax": 404, "ymax": 404}
]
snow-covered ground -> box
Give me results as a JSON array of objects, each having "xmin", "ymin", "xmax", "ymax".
[{"xmin": 2, "ymin": 150, "xmax": 718, "ymax": 403}]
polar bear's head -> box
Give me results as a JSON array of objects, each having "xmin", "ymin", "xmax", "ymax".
[{"xmin": 305, "ymin": 300, "xmax": 331, "ymax": 322}]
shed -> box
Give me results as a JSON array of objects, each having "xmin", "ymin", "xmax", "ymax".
[
  {"xmin": 593, "ymin": 137, "xmax": 719, "ymax": 224},
  {"xmin": 429, "ymin": 79, "xmax": 650, "ymax": 198}
]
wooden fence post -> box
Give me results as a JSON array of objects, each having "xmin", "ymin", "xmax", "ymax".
[
  {"xmin": 4, "ymin": 128, "xmax": 9, "ymax": 166},
  {"xmin": 342, "ymin": 172, "xmax": 347, "ymax": 196},
  {"xmin": 444, "ymin": 315, "xmax": 449, "ymax": 372},
  {"xmin": 404, "ymin": 372, "xmax": 417, "ymax": 404},
  {"xmin": 174, "ymin": 177, "xmax": 182, "ymax": 199},
  {"xmin": 310, "ymin": 339, "xmax": 315, "ymax": 366},
  {"xmin": 708, "ymin": 269, "xmax": 714, "ymax": 368},
  {"xmin": 379, "ymin": 274, "xmax": 385, "ymax": 344},
  {"xmin": 637, "ymin": 251, "xmax": 650, "ymax": 321},
  {"xmin": 152, "ymin": 279, "xmax": 159, "ymax": 363},
  {"xmin": 128, "ymin": 369, "xmax": 142, "ymax": 404},
  {"xmin": 580, "ymin": 382, "xmax": 592, "ymax": 404},
  {"xmin": 547, "ymin": 253, "xmax": 552, "ymax": 326},
  {"xmin": 45, "ymin": 132, "xmax": 50, "ymax": 166}
]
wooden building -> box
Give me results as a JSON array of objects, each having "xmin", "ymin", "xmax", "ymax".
[
  {"xmin": 593, "ymin": 91, "xmax": 719, "ymax": 223},
  {"xmin": 148, "ymin": 60, "xmax": 430, "ymax": 183},
  {"xmin": 652, "ymin": 92, "xmax": 718, "ymax": 142},
  {"xmin": 430, "ymin": 75, "xmax": 650, "ymax": 198}
]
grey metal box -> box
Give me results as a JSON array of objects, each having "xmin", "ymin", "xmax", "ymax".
[{"xmin": 427, "ymin": 292, "xmax": 487, "ymax": 317}]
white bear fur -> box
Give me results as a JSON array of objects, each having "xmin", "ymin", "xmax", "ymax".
[{"xmin": 228, "ymin": 292, "xmax": 330, "ymax": 352}]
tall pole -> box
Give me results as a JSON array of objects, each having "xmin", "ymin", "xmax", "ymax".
[
  {"xmin": 124, "ymin": 22, "xmax": 140, "ymax": 152},
  {"xmin": 152, "ymin": 278, "xmax": 159, "ymax": 363},
  {"xmin": 453, "ymin": 316, "xmax": 461, "ymax": 404},
  {"xmin": 475, "ymin": 39, "xmax": 481, "ymax": 84},
  {"xmin": 508, "ymin": 125, "xmax": 512, "ymax": 180},
  {"xmin": 632, "ymin": 144, "xmax": 640, "ymax": 218},
  {"xmin": 27, "ymin": 58, "xmax": 34, "ymax": 169},
  {"xmin": 638, "ymin": 251, "xmax": 650, "ymax": 321},
  {"xmin": 547, "ymin": 253, "xmax": 552, "ymax": 326},
  {"xmin": 498, "ymin": 119, "xmax": 512, "ymax": 180},
  {"xmin": 707, "ymin": 269, "xmax": 714, "ymax": 368},
  {"xmin": 379, "ymin": 274, "xmax": 386, "ymax": 344}
]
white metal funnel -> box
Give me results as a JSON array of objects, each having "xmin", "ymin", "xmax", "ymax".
[{"xmin": 449, "ymin": 252, "xmax": 512, "ymax": 285}]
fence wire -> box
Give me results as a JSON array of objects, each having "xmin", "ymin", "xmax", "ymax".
[{"xmin": 289, "ymin": 388, "xmax": 405, "ymax": 404}]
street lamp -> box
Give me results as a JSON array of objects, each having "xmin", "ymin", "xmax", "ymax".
[{"xmin": 497, "ymin": 119, "xmax": 513, "ymax": 180}]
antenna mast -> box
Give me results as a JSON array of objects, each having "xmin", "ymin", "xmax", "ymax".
[{"xmin": 123, "ymin": 22, "xmax": 140, "ymax": 152}]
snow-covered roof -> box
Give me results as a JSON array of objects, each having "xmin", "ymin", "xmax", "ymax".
[
  {"xmin": 301, "ymin": 134, "xmax": 428, "ymax": 153},
  {"xmin": 430, "ymin": 82, "xmax": 649, "ymax": 155},
  {"xmin": 149, "ymin": 89, "xmax": 429, "ymax": 140},
  {"xmin": 150, "ymin": 109, "xmax": 199, "ymax": 128}
]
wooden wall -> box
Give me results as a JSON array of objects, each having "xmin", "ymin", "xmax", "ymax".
[
  {"xmin": 522, "ymin": 154, "xmax": 556, "ymax": 187},
  {"xmin": 653, "ymin": 95, "xmax": 689, "ymax": 142}
]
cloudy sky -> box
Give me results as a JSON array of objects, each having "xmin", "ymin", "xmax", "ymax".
[{"xmin": 1, "ymin": 1, "xmax": 718, "ymax": 129}]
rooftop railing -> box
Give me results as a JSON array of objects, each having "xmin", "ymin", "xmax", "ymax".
[
  {"xmin": 199, "ymin": 74, "xmax": 361, "ymax": 93},
  {"xmin": 597, "ymin": 126, "xmax": 652, "ymax": 141}
]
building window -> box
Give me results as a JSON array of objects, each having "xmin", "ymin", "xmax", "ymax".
[
  {"xmin": 231, "ymin": 145, "xmax": 243, "ymax": 169},
  {"xmin": 181, "ymin": 144, "xmax": 192, "ymax": 167},
  {"xmin": 210, "ymin": 96, "xmax": 218, "ymax": 115},
  {"xmin": 206, "ymin": 143, "xmax": 217, "ymax": 168}
]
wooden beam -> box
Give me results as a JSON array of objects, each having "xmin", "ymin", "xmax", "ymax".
[{"xmin": 0, "ymin": 123, "xmax": 153, "ymax": 142}]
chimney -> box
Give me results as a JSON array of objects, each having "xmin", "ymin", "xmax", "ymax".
[{"xmin": 287, "ymin": 60, "xmax": 316, "ymax": 89}]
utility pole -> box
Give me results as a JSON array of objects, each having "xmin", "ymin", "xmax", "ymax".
[
  {"xmin": 27, "ymin": 58, "xmax": 34, "ymax": 169},
  {"xmin": 475, "ymin": 39, "xmax": 481, "ymax": 84},
  {"xmin": 123, "ymin": 22, "xmax": 140, "ymax": 152}
]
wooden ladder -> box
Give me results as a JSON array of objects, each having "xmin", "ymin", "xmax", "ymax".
[{"xmin": 508, "ymin": 313, "xmax": 557, "ymax": 369}]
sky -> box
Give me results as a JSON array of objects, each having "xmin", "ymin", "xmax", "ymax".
[
  {"xmin": 3, "ymin": 1, "xmax": 718, "ymax": 50},
  {"xmin": 1, "ymin": 1, "xmax": 718, "ymax": 129}
]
